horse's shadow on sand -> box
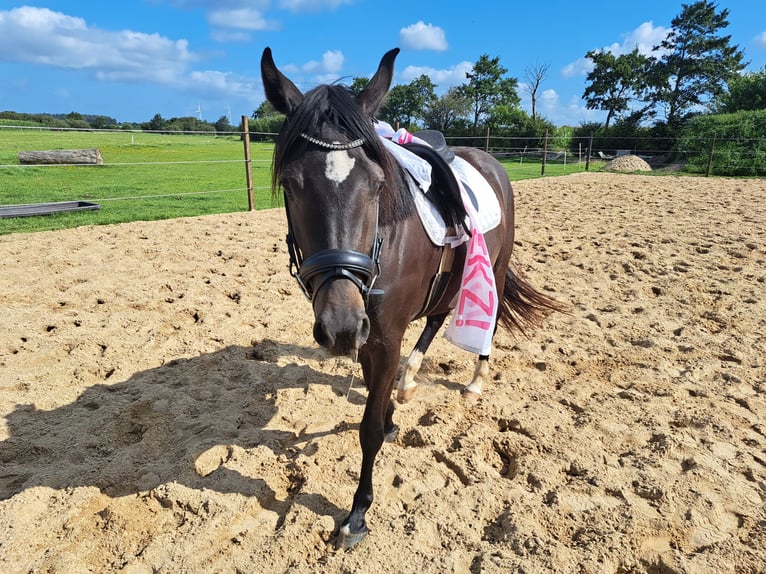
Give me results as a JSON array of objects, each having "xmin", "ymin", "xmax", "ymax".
[{"xmin": 0, "ymin": 340, "xmax": 369, "ymax": 524}]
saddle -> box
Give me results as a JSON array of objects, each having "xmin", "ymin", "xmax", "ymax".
[{"xmin": 401, "ymin": 140, "xmax": 468, "ymax": 235}]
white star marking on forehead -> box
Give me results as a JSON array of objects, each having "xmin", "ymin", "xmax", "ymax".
[{"xmin": 325, "ymin": 150, "xmax": 356, "ymax": 184}]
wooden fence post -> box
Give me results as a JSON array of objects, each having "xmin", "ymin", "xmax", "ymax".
[
  {"xmin": 585, "ymin": 132, "xmax": 593, "ymax": 172},
  {"xmin": 705, "ymin": 132, "xmax": 717, "ymax": 177},
  {"xmin": 242, "ymin": 115, "xmax": 255, "ymax": 211},
  {"xmin": 541, "ymin": 129, "xmax": 549, "ymax": 176},
  {"xmin": 485, "ymin": 126, "xmax": 490, "ymax": 153}
]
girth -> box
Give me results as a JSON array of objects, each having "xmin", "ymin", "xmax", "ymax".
[{"xmin": 416, "ymin": 241, "xmax": 462, "ymax": 319}]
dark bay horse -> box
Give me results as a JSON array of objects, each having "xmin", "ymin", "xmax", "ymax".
[{"xmin": 261, "ymin": 47, "xmax": 560, "ymax": 549}]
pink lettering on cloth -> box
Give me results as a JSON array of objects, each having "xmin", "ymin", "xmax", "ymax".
[{"xmin": 445, "ymin": 223, "xmax": 497, "ymax": 355}]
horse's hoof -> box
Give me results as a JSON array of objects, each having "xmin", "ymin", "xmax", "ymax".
[
  {"xmin": 384, "ymin": 424, "xmax": 399, "ymax": 443},
  {"xmin": 336, "ymin": 524, "xmax": 369, "ymax": 550},
  {"xmin": 396, "ymin": 385, "xmax": 417, "ymax": 404},
  {"xmin": 461, "ymin": 389, "xmax": 481, "ymax": 407}
]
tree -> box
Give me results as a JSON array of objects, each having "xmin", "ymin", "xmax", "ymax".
[
  {"xmin": 649, "ymin": 0, "xmax": 746, "ymax": 128},
  {"xmin": 88, "ymin": 115, "xmax": 118, "ymax": 129},
  {"xmin": 214, "ymin": 115, "xmax": 233, "ymax": 133},
  {"xmin": 715, "ymin": 67, "xmax": 766, "ymax": 112},
  {"xmin": 461, "ymin": 54, "xmax": 520, "ymax": 132},
  {"xmin": 582, "ymin": 48, "xmax": 652, "ymax": 128},
  {"xmin": 252, "ymin": 101, "xmax": 277, "ymax": 119},
  {"xmin": 379, "ymin": 74, "xmax": 436, "ymax": 128},
  {"xmin": 524, "ymin": 61, "xmax": 551, "ymax": 122},
  {"xmin": 349, "ymin": 77, "xmax": 369, "ymax": 96},
  {"xmin": 144, "ymin": 113, "xmax": 166, "ymax": 132},
  {"xmin": 422, "ymin": 87, "xmax": 472, "ymax": 133}
]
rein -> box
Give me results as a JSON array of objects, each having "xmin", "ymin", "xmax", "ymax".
[{"xmin": 284, "ymin": 133, "xmax": 384, "ymax": 305}]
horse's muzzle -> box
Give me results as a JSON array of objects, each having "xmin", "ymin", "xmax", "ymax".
[{"xmin": 313, "ymin": 306, "xmax": 370, "ymax": 357}]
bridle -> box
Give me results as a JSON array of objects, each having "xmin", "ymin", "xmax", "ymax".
[{"xmin": 283, "ymin": 133, "xmax": 385, "ymax": 305}]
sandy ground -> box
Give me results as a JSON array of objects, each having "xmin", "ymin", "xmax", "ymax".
[{"xmin": 1, "ymin": 173, "xmax": 764, "ymax": 574}]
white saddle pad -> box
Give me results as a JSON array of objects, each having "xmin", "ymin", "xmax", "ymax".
[{"xmin": 409, "ymin": 155, "xmax": 501, "ymax": 246}]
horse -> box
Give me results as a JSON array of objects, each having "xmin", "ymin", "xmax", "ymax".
[{"xmin": 260, "ymin": 46, "xmax": 561, "ymax": 549}]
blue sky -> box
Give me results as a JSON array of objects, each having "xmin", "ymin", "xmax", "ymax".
[{"xmin": 1, "ymin": 1, "xmax": 765, "ymax": 126}]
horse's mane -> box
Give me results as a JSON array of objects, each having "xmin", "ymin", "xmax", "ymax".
[{"xmin": 272, "ymin": 84, "xmax": 414, "ymax": 225}]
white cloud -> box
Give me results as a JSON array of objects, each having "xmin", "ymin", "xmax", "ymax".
[
  {"xmin": 613, "ymin": 21, "xmax": 668, "ymax": 56},
  {"xmin": 207, "ymin": 8, "xmax": 276, "ymax": 31},
  {"xmin": 0, "ymin": 6, "xmax": 194, "ymax": 81},
  {"xmin": 186, "ymin": 70, "xmax": 258, "ymax": 100},
  {"xmin": 321, "ymin": 50, "xmax": 344, "ymax": 73},
  {"xmin": 756, "ymin": 31, "xmax": 766, "ymax": 48},
  {"xmin": 540, "ymin": 88, "xmax": 559, "ymax": 109},
  {"xmin": 400, "ymin": 61, "xmax": 472, "ymax": 89},
  {"xmin": 399, "ymin": 21, "xmax": 448, "ymax": 51},
  {"xmin": 562, "ymin": 20, "xmax": 669, "ymax": 78},
  {"xmin": 0, "ymin": 6, "xmax": 260, "ymax": 103},
  {"xmin": 278, "ymin": 0, "xmax": 354, "ymax": 12},
  {"xmin": 300, "ymin": 50, "xmax": 344, "ymax": 74},
  {"xmin": 562, "ymin": 57, "xmax": 592, "ymax": 79}
]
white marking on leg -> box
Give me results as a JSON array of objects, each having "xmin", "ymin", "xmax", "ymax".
[
  {"xmin": 396, "ymin": 349, "xmax": 423, "ymax": 403},
  {"xmin": 463, "ymin": 357, "xmax": 489, "ymax": 399},
  {"xmin": 325, "ymin": 150, "xmax": 356, "ymax": 184}
]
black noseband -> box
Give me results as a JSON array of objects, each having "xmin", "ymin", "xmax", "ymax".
[
  {"xmin": 295, "ymin": 246, "xmax": 383, "ymax": 303},
  {"xmin": 283, "ymin": 194, "xmax": 384, "ymax": 305}
]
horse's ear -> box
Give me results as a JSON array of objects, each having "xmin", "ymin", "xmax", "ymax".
[
  {"xmin": 261, "ymin": 47, "xmax": 304, "ymax": 115},
  {"xmin": 358, "ymin": 48, "xmax": 400, "ymax": 118}
]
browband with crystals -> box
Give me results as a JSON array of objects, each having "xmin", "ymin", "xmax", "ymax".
[{"xmin": 300, "ymin": 133, "xmax": 365, "ymax": 150}]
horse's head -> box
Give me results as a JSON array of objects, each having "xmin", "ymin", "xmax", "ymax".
[{"xmin": 261, "ymin": 47, "xmax": 400, "ymax": 358}]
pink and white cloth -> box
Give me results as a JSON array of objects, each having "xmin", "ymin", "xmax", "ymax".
[{"xmin": 443, "ymin": 189, "xmax": 497, "ymax": 355}]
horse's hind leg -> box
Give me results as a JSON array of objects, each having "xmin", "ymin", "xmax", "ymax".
[
  {"xmin": 396, "ymin": 312, "xmax": 448, "ymax": 403},
  {"xmin": 463, "ymin": 354, "xmax": 490, "ymax": 406}
]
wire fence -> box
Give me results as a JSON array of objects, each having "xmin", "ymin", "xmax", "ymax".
[
  {"xmin": 445, "ymin": 132, "xmax": 766, "ymax": 176},
  {"xmin": 1, "ymin": 124, "xmax": 763, "ymax": 232}
]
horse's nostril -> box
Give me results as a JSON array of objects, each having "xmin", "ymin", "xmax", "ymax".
[
  {"xmin": 313, "ymin": 320, "xmax": 334, "ymax": 349},
  {"xmin": 357, "ymin": 314, "xmax": 370, "ymax": 346}
]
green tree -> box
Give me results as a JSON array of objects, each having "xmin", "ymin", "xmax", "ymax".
[
  {"xmin": 461, "ymin": 54, "xmax": 520, "ymax": 132},
  {"xmin": 143, "ymin": 113, "xmax": 166, "ymax": 132},
  {"xmin": 715, "ymin": 67, "xmax": 766, "ymax": 112},
  {"xmin": 649, "ymin": 0, "xmax": 746, "ymax": 128},
  {"xmin": 250, "ymin": 101, "xmax": 284, "ymax": 138},
  {"xmin": 582, "ymin": 47, "xmax": 652, "ymax": 128},
  {"xmin": 88, "ymin": 115, "xmax": 118, "ymax": 129},
  {"xmin": 252, "ymin": 101, "xmax": 277, "ymax": 119},
  {"xmin": 349, "ymin": 77, "xmax": 369, "ymax": 96},
  {"xmin": 64, "ymin": 111, "xmax": 90, "ymax": 129},
  {"xmin": 214, "ymin": 115, "xmax": 233, "ymax": 133},
  {"xmin": 379, "ymin": 74, "xmax": 436, "ymax": 128},
  {"xmin": 422, "ymin": 87, "xmax": 472, "ymax": 133}
]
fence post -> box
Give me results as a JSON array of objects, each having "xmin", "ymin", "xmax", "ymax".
[
  {"xmin": 485, "ymin": 126, "xmax": 490, "ymax": 153},
  {"xmin": 585, "ymin": 132, "xmax": 593, "ymax": 172},
  {"xmin": 541, "ymin": 129, "xmax": 549, "ymax": 176},
  {"xmin": 705, "ymin": 132, "xmax": 717, "ymax": 177},
  {"xmin": 242, "ymin": 115, "xmax": 255, "ymax": 211}
]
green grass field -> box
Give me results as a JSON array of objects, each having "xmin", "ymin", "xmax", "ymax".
[{"xmin": 0, "ymin": 128, "xmax": 595, "ymax": 235}]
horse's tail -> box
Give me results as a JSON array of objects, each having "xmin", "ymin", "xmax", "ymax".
[{"xmin": 497, "ymin": 266, "xmax": 567, "ymax": 335}]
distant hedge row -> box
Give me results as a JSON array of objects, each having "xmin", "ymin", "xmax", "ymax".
[{"xmin": 677, "ymin": 109, "xmax": 766, "ymax": 176}]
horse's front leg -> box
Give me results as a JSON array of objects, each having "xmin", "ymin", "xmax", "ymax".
[
  {"xmin": 396, "ymin": 312, "xmax": 449, "ymax": 403},
  {"xmin": 338, "ymin": 340, "xmax": 400, "ymax": 550}
]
